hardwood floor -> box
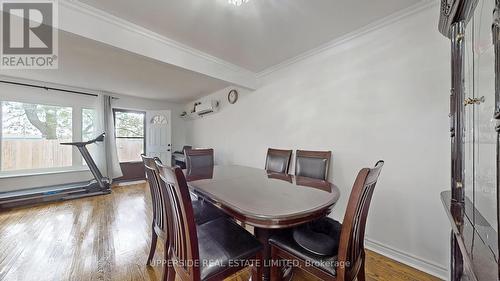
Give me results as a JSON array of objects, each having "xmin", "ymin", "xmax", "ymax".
[{"xmin": 0, "ymin": 183, "xmax": 441, "ymax": 281}]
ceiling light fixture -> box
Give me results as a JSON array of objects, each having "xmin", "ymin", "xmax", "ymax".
[{"xmin": 228, "ymin": 0, "xmax": 249, "ymax": 6}]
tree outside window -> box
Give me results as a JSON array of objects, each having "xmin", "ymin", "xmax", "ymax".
[
  {"xmin": 114, "ymin": 109, "xmax": 145, "ymax": 163},
  {"xmin": 1, "ymin": 101, "xmax": 72, "ymax": 171}
]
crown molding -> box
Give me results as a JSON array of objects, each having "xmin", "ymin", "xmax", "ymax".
[
  {"xmin": 57, "ymin": 0, "xmax": 438, "ymax": 90},
  {"xmin": 60, "ymin": 0, "xmax": 250, "ymax": 74},
  {"xmin": 58, "ymin": 0, "xmax": 258, "ymax": 89},
  {"xmin": 256, "ymin": 0, "xmax": 439, "ymax": 79}
]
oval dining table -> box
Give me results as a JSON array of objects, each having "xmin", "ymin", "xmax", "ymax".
[{"xmin": 185, "ymin": 165, "xmax": 340, "ymax": 281}]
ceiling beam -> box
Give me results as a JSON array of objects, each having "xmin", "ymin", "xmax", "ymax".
[{"xmin": 58, "ymin": 0, "xmax": 258, "ymax": 90}]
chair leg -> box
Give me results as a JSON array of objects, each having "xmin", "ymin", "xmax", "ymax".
[
  {"xmin": 147, "ymin": 228, "xmax": 158, "ymax": 265},
  {"xmin": 357, "ymin": 258, "xmax": 366, "ymax": 281},
  {"xmin": 163, "ymin": 245, "xmax": 175, "ymax": 281},
  {"xmin": 252, "ymin": 253, "xmax": 263, "ymax": 281},
  {"xmin": 270, "ymin": 247, "xmax": 283, "ymax": 281},
  {"xmin": 165, "ymin": 267, "xmax": 175, "ymax": 281},
  {"xmin": 271, "ymin": 263, "xmax": 282, "ymax": 281}
]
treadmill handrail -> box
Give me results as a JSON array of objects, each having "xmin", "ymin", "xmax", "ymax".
[
  {"xmin": 60, "ymin": 133, "xmax": 105, "ymax": 147},
  {"xmin": 59, "ymin": 132, "xmax": 109, "ymax": 189}
]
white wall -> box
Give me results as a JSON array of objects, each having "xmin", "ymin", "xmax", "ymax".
[{"xmin": 185, "ymin": 6, "xmax": 450, "ymax": 279}]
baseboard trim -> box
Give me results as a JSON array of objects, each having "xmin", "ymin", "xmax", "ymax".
[{"xmin": 365, "ymin": 238, "xmax": 448, "ymax": 280}]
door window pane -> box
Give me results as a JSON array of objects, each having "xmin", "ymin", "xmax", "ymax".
[
  {"xmin": 116, "ymin": 138, "xmax": 144, "ymax": 162},
  {"xmin": 114, "ymin": 110, "xmax": 145, "ymax": 162},
  {"xmin": 1, "ymin": 101, "xmax": 72, "ymax": 171},
  {"xmin": 115, "ymin": 111, "xmax": 144, "ymax": 138}
]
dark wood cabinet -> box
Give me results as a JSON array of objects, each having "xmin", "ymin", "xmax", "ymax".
[{"xmin": 439, "ymin": 0, "xmax": 500, "ymax": 280}]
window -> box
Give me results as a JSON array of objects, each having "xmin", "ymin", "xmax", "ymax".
[
  {"xmin": 0, "ymin": 82, "xmax": 99, "ymax": 176},
  {"xmin": 114, "ymin": 109, "xmax": 145, "ymax": 163},
  {"xmin": 82, "ymin": 108, "xmax": 97, "ymax": 141},
  {"xmin": 81, "ymin": 108, "xmax": 98, "ymax": 166},
  {"xmin": 1, "ymin": 101, "xmax": 73, "ymax": 172}
]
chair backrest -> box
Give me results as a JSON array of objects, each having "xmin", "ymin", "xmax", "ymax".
[
  {"xmin": 337, "ymin": 161, "xmax": 384, "ymax": 281},
  {"xmin": 295, "ymin": 150, "xmax": 332, "ymax": 181},
  {"xmin": 141, "ymin": 154, "xmax": 167, "ymax": 233},
  {"xmin": 182, "ymin": 145, "xmax": 193, "ymax": 153},
  {"xmin": 185, "ymin": 148, "xmax": 214, "ymax": 174},
  {"xmin": 265, "ymin": 148, "xmax": 292, "ymax": 174},
  {"xmin": 156, "ymin": 162, "xmax": 200, "ymax": 281}
]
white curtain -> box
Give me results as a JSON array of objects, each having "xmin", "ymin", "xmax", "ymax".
[{"xmin": 98, "ymin": 94, "xmax": 123, "ymax": 180}]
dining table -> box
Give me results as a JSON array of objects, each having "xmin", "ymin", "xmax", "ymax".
[{"xmin": 185, "ymin": 165, "xmax": 340, "ymax": 281}]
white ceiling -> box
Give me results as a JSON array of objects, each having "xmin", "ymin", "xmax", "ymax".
[
  {"xmin": 1, "ymin": 0, "xmax": 426, "ymax": 102},
  {"xmin": 78, "ymin": 0, "xmax": 422, "ymax": 72},
  {"xmin": 0, "ymin": 31, "xmax": 231, "ymax": 103}
]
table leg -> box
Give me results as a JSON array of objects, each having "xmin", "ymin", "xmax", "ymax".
[{"xmin": 253, "ymin": 228, "xmax": 274, "ymax": 281}]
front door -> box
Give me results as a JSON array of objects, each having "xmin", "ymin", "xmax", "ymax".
[{"xmin": 146, "ymin": 110, "xmax": 172, "ymax": 165}]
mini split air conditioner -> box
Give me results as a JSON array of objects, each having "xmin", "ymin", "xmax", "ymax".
[{"xmin": 195, "ymin": 100, "xmax": 220, "ymax": 116}]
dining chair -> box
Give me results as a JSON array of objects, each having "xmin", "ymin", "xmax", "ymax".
[
  {"xmin": 295, "ymin": 150, "xmax": 332, "ymax": 181},
  {"xmin": 269, "ymin": 161, "xmax": 384, "ymax": 281},
  {"xmin": 156, "ymin": 163, "xmax": 263, "ymax": 281},
  {"xmin": 265, "ymin": 148, "xmax": 293, "ymax": 174},
  {"xmin": 185, "ymin": 148, "xmax": 214, "ymax": 174},
  {"xmin": 141, "ymin": 155, "xmax": 226, "ymax": 274},
  {"xmin": 142, "ymin": 154, "xmax": 166, "ymax": 266}
]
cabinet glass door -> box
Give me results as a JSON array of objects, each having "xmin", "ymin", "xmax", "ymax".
[
  {"xmin": 464, "ymin": 14, "xmax": 475, "ymax": 210},
  {"xmin": 467, "ymin": 0, "xmax": 498, "ymax": 258},
  {"xmin": 475, "ymin": 0, "xmax": 497, "ymax": 231}
]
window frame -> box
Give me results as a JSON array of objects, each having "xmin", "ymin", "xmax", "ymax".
[{"xmin": 113, "ymin": 108, "xmax": 146, "ymax": 163}]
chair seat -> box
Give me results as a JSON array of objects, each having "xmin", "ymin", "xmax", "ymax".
[
  {"xmin": 269, "ymin": 217, "xmax": 341, "ymax": 276},
  {"xmin": 293, "ymin": 217, "xmax": 342, "ymax": 256},
  {"xmin": 193, "ymin": 199, "xmax": 227, "ymax": 225},
  {"xmin": 197, "ymin": 218, "xmax": 262, "ymax": 280}
]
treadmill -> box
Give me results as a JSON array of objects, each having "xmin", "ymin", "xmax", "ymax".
[{"xmin": 0, "ymin": 133, "xmax": 111, "ymax": 210}]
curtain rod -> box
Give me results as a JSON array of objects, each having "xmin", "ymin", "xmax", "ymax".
[{"xmin": 0, "ymin": 80, "xmax": 99, "ymax": 97}]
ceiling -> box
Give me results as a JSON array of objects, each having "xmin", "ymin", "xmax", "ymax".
[
  {"xmin": 0, "ymin": 31, "xmax": 231, "ymax": 103},
  {"xmin": 1, "ymin": 0, "xmax": 426, "ymax": 102},
  {"xmin": 78, "ymin": 0, "xmax": 423, "ymax": 72}
]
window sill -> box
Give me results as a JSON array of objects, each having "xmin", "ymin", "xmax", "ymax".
[{"xmin": 0, "ymin": 166, "xmax": 90, "ymax": 179}]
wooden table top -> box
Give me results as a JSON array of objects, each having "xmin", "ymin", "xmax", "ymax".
[{"xmin": 186, "ymin": 165, "xmax": 340, "ymax": 229}]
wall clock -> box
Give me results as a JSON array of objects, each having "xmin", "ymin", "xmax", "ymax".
[{"xmin": 228, "ymin": 89, "xmax": 238, "ymax": 104}]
